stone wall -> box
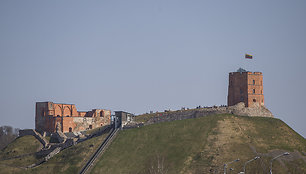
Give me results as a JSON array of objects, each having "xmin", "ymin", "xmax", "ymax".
[
  {"xmin": 19, "ymin": 129, "xmax": 48, "ymax": 147},
  {"xmin": 228, "ymin": 102, "xmax": 273, "ymax": 117},
  {"xmin": 131, "ymin": 102, "xmax": 273, "ymax": 127}
]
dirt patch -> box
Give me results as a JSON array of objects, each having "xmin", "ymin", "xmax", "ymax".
[
  {"xmin": 180, "ymin": 116, "xmax": 257, "ymax": 173},
  {"xmin": 205, "ymin": 117, "xmax": 255, "ymax": 163}
]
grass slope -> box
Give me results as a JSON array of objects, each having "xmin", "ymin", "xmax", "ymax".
[
  {"xmin": 28, "ymin": 131, "xmax": 110, "ymax": 174},
  {"xmin": 0, "ymin": 129, "xmax": 111, "ymax": 174},
  {"xmin": 0, "ymin": 135, "xmax": 42, "ymax": 159},
  {"xmin": 91, "ymin": 114, "xmax": 306, "ymax": 174},
  {"xmin": 0, "ymin": 135, "xmax": 43, "ymax": 173}
]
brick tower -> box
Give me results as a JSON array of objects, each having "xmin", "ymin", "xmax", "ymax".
[{"xmin": 227, "ymin": 68, "xmax": 264, "ymax": 107}]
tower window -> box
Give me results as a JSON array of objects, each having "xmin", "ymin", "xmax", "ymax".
[
  {"xmin": 253, "ymin": 89, "xmax": 255, "ymax": 94},
  {"xmin": 240, "ymin": 96, "xmax": 244, "ymax": 101},
  {"xmin": 253, "ymin": 80, "xmax": 255, "ymax": 85}
]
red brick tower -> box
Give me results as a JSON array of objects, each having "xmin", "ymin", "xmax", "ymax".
[{"xmin": 227, "ymin": 69, "xmax": 264, "ymax": 107}]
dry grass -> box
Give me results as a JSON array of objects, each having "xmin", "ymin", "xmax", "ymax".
[{"xmin": 92, "ymin": 114, "xmax": 306, "ymax": 174}]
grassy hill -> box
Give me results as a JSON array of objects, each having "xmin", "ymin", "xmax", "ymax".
[
  {"xmin": 91, "ymin": 114, "xmax": 305, "ymax": 174},
  {"xmin": 0, "ymin": 114, "xmax": 305, "ymax": 174},
  {"xmin": 0, "ymin": 129, "xmax": 111, "ymax": 174},
  {"xmin": 0, "ymin": 135, "xmax": 43, "ymax": 172}
]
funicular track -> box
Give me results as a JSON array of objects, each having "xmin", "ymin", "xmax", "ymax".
[{"xmin": 79, "ymin": 125, "xmax": 119, "ymax": 174}]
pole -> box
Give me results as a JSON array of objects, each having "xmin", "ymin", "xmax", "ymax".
[
  {"xmin": 223, "ymin": 159, "xmax": 239, "ymax": 174},
  {"xmin": 269, "ymin": 152, "xmax": 289, "ymax": 174},
  {"xmin": 243, "ymin": 156, "xmax": 260, "ymax": 174}
]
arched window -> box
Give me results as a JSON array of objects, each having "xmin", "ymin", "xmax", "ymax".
[
  {"xmin": 69, "ymin": 127, "xmax": 72, "ymax": 132},
  {"xmin": 253, "ymin": 80, "xmax": 255, "ymax": 85},
  {"xmin": 253, "ymin": 99, "xmax": 256, "ymax": 102},
  {"xmin": 253, "ymin": 89, "xmax": 255, "ymax": 94}
]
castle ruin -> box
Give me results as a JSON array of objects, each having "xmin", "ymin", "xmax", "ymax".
[{"xmin": 35, "ymin": 102, "xmax": 111, "ymax": 133}]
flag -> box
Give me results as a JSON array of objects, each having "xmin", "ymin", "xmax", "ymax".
[{"xmin": 245, "ymin": 54, "xmax": 253, "ymax": 59}]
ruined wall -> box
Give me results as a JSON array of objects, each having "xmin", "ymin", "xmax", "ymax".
[
  {"xmin": 134, "ymin": 102, "xmax": 273, "ymax": 126},
  {"xmin": 228, "ymin": 102, "xmax": 272, "ymax": 117},
  {"xmin": 35, "ymin": 102, "xmax": 111, "ymax": 133},
  {"xmin": 19, "ymin": 129, "xmax": 48, "ymax": 147}
]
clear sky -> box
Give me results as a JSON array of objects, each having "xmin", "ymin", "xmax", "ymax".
[{"xmin": 0, "ymin": 0, "xmax": 305, "ymax": 137}]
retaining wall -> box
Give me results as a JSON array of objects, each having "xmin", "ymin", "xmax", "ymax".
[{"xmin": 130, "ymin": 102, "xmax": 273, "ymax": 127}]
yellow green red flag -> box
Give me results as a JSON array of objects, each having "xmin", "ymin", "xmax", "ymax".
[{"xmin": 245, "ymin": 54, "xmax": 253, "ymax": 59}]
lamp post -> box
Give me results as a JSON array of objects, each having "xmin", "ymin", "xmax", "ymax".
[
  {"xmin": 269, "ymin": 152, "xmax": 289, "ymax": 174},
  {"xmin": 241, "ymin": 156, "xmax": 260, "ymax": 174},
  {"xmin": 223, "ymin": 159, "xmax": 239, "ymax": 174}
]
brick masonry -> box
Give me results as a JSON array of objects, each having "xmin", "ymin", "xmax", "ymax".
[
  {"xmin": 35, "ymin": 102, "xmax": 111, "ymax": 133},
  {"xmin": 228, "ymin": 71, "xmax": 264, "ymax": 107}
]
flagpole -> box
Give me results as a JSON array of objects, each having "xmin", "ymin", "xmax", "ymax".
[{"xmin": 245, "ymin": 53, "xmax": 253, "ymax": 72}]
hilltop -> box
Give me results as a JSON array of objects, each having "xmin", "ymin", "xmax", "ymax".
[
  {"xmin": 0, "ymin": 114, "xmax": 305, "ymax": 174},
  {"xmin": 92, "ymin": 114, "xmax": 305, "ymax": 174}
]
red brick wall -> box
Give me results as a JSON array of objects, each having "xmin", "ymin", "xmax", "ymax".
[
  {"xmin": 35, "ymin": 102, "xmax": 111, "ymax": 133},
  {"xmin": 228, "ymin": 71, "xmax": 264, "ymax": 107},
  {"xmin": 62, "ymin": 117, "xmax": 76, "ymax": 132},
  {"xmin": 246, "ymin": 72, "xmax": 264, "ymax": 107}
]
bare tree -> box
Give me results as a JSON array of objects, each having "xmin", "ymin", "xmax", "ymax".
[{"xmin": 0, "ymin": 125, "xmax": 19, "ymax": 150}]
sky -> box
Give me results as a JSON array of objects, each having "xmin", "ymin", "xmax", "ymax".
[{"xmin": 0, "ymin": 0, "xmax": 305, "ymax": 137}]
